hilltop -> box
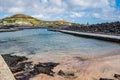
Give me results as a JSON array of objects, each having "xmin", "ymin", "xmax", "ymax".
[{"xmin": 0, "ymin": 14, "xmax": 73, "ymax": 27}]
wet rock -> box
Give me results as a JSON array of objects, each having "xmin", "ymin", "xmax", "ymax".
[
  {"xmin": 57, "ymin": 70, "xmax": 65, "ymax": 76},
  {"xmin": 2, "ymin": 54, "xmax": 59, "ymax": 80},
  {"xmin": 58, "ymin": 70, "xmax": 75, "ymax": 78},
  {"xmin": 15, "ymin": 62, "xmax": 59, "ymax": 80},
  {"xmin": 99, "ymin": 78, "xmax": 114, "ymax": 80},
  {"xmin": 66, "ymin": 72, "xmax": 75, "ymax": 77},
  {"xmin": 74, "ymin": 56, "xmax": 87, "ymax": 61},
  {"xmin": 15, "ymin": 72, "xmax": 32, "ymax": 80},
  {"xmin": 11, "ymin": 62, "xmax": 32, "ymax": 73},
  {"xmin": 11, "ymin": 63, "xmax": 25, "ymax": 73},
  {"xmin": 32, "ymin": 62, "xmax": 59, "ymax": 76},
  {"xmin": 2, "ymin": 54, "xmax": 28, "ymax": 67},
  {"xmin": 114, "ymin": 74, "xmax": 120, "ymax": 80}
]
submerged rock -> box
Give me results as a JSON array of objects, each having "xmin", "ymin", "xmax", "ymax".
[
  {"xmin": 57, "ymin": 70, "xmax": 76, "ymax": 79},
  {"xmin": 58, "ymin": 70, "xmax": 65, "ymax": 76},
  {"xmin": 66, "ymin": 72, "xmax": 75, "ymax": 77},
  {"xmin": 99, "ymin": 78, "xmax": 114, "ymax": 80}
]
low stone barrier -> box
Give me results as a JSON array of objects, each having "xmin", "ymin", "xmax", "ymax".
[
  {"xmin": 59, "ymin": 30, "xmax": 120, "ymax": 43},
  {"xmin": 0, "ymin": 55, "xmax": 15, "ymax": 80}
]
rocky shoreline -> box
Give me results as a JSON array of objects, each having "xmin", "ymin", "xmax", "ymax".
[
  {"xmin": 0, "ymin": 26, "xmax": 44, "ymax": 32},
  {"xmin": 2, "ymin": 54, "xmax": 59, "ymax": 80},
  {"xmin": 1, "ymin": 53, "xmax": 120, "ymax": 80},
  {"xmin": 62, "ymin": 21, "xmax": 120, "ymax": 36},
  {"xmin": 0, "ymin": 21, "xmax": 120, "ymax": 36}
]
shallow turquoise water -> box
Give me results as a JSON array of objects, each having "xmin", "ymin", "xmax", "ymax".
[{"xmin": 0, "ymin": 29, "xmax": 119, "ymax": 56}]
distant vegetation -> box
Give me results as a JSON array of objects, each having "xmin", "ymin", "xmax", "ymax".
[
  {"xmin": 0, "ymin": 14, "xmax": 76, "ymax": 27},
  {"xmin": 0, "ymin": 14, "xmax": 119, "ymax": 35}
]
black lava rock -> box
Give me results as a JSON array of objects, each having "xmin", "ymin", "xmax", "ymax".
[
  {"xmin": 114, "ymin": 74, "xmax": 120, "ymax": 80},
  {"xmin": 57, "ymin": 70, "xmax": 65, "ymax": 76},
  {"xmin": 99, "ymin": 78, "xmax": 114, "ymax": 80},
  {"xmin": 2, "ymin": 54, "xmax": 28, "ymax": 67},
  {"xmin": 2, "ymin": 54, "xmax": 59, "ymax": 80},
  {"xmin": 32, "ymin": 62, "xmax": 59, "ymax": 76},
  {"xmin": 63, "ymin": 21, "xmax": 120, "ymax": 35}
]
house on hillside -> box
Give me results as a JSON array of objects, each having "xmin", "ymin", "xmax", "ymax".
[{"xmin": 14, "ymin": 21, "xmax": 33, "ymax": 26}]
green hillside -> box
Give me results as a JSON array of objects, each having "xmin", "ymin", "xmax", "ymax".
[{"xmin": 0, "ymin": 14, "xmax": 73, "ymax": 27}]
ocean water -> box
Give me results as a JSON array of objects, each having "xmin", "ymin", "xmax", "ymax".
[{"xmin": 0, "ymin": 29, "xmax": 119, "ymax": 56}]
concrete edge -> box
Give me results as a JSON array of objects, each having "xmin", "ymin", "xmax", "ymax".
[
  {"xmin": 0, "ymin": 55, "xmax": 16, "ymax": 80},
  {"xmin": 59, "ymin": 30, "xmax": 120, "ymax": 43}
]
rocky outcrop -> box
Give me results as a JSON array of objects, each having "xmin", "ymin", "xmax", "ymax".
[
  {"xmin": 64, "ymin": 21, "xmax": 120, "ymax": 35},
  {"xmin": 2, "ymin": 54, "xmax": 28, "ymax": 67},
  {"xmin": 2, "ymin": 54, "xmax": 59, "ymax": 80},
  {"xmin": 114, "ymin": 74, "xmax": 120, "ymax": 80},
  {"xmin": 99, "ymin": 74, "xmax": 120, "ymax": 80},
  {"xmin": 99, "ymin": 78, "xmax": 114, "ymax": 80}
]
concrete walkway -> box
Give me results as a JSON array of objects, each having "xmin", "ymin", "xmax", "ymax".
[
  {"xmin": 0, "ymin": 55, "xmax": 15, "ymax": 80},
  {"xmin": 59, "ymin": 30, "xmax": 120, "ymax": 42}
]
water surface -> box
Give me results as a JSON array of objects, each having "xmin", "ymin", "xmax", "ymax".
[{"xmin": 0, "ymin": 29, "xmax": 119, "ymax": 56}]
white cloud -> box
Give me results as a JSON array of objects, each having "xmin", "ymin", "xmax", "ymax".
[
  {"xmin": 0, "ymin": 0, "xmax": 120, "ymax": 22},
  {"xmin": 119, "ymin": 16, "xmax": 120, "ymax": 19},
  {"xmin": 50, "ymin": 0, "xmax": 63, "ymax": 6},
  {"xmin": 92, "ymin": 0, "xmax": 120, "ymax": 21},
  {"xmin": 69, "ymin": 0, "xmax": 120, "ymax": 21},
  {"xmin": 70, "ymin": 0, "xmax": 96, "ymax": 9},
  {"xmin": 70, "ymin": 12, "xmax": 85, "ymax": 18},
  {"xmin": 46, "ymin": 7, "xmax": 65, "ymax": 14},
  {"xmin": 32, "ymin": 14, "xmax": 45, "ymax": 19},
  {"xmin": 93, "ymin": 13, "xmax": 101, "ymax": 19},
  {"xmin": 0, "ymin": 7, "xmax": 3, "ymax": 12},
  {"xmin": 15, "ymin": 0, "xmax": 25, "ymax": 6},
  {"xmin": 8, "ymin": 7, "xmax": 24, "ymax": 13},
  {"xmin": 41, "ymin": 0, "xmax": 48, "ymax": 3},
  {"xmin": 23, "ymin": 0, "xmax": 66, "ymax": 15},
  {"xmin": 69, "ymin": 0, "xmax": 111, "ymax": 9}
]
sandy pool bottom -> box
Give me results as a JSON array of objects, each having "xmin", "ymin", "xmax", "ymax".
[{"xmin": 22, "ymin": 51, "xmax": 120, "ymax": 80}]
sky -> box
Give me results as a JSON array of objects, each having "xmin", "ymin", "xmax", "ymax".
[{"xmin": 0, "ymin": 0, "xmax": 120, "ymax": 24}]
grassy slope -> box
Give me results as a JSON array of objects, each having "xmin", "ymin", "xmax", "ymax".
[{"xmin": 0, "ymin": 14, "xmax": 73, "ymax": 27}]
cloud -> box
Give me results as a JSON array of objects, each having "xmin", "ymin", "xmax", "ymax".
[
  {"xmin": 70, "ymin": 12, "xmax": 85, "ymax": 18},
  {"xmin": 93, "ymin": 13, "xmax": 100, "ymax": 19},
  {"xmin": 41, "ymin": 0, "xmax": 48, "ymax": 3},
  {"xmin": 69, "ymin": 0, "xmax": 120, "ymax": 21},
  {"xmin": 0, "ymin": 7, "xmax": 3, "ymax": 12},
  {"xmin": 32, "ymin": 14, "xmax": 48, "ymax": 19},
  {"xmin": 69, "ymin": 0, "xmax": 112, "ymax": 9},
  {"xmin": 70, "ymin": 0, "xmax": 98, "ymax": 9},
  {"xmin": 91, "ymin": 0, "xmax": 120, "ymax": 20},
  {"xmin": 69, "ymin": 0, "xmax": 120, "ymax": 20},
  {"xmin": 50, "ymin": 0, "xmax": 63, "ymax": 6},
  {"xmin": 0, "ymin": 0, "xmax": 120, "ymax": 22},
  {"xmin": 8, "ymin": 7, "xmax": 24, "ymax": 13}
]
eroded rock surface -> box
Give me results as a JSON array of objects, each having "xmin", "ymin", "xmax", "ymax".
[{"xmin": 2, "ymin": 54, "xmax": 59, "ymax": 80}]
